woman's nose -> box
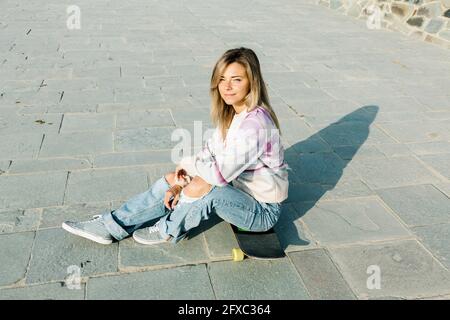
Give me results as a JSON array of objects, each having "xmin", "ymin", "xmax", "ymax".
[{"xmin": 224, "ymin": 80, "xmax": 232, "ymax": 89}]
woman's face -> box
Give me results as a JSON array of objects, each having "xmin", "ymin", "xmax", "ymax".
[{"xmin": 218, "ymin": 62, "xmax": 250, "ymax": 109}]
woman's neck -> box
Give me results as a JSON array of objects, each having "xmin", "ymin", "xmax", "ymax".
[{"xmin": 233, "ymin": 103, "xmax": 247, "ymax": 114}]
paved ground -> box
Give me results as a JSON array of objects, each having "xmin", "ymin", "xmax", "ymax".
[{"xmin": 0, "ymin": 0, "xmax": 449, "ymax": 300}]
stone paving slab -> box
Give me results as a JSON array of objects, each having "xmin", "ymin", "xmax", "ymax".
[
  {"xmin": 434, "ymin": 182, "xmax": 450, "ymax": 198},
  {"xmin": 60, "ymin": 114, "xmax": 115, "ymax": 133},
  {"xmin": 278, "ymin": 118, "xmax": 316, "ymax": 143},
  {"xmin": 208, "ymin": 259, "xmax": 311, "ymax": 300},
  {"xmin": 349, "ymin": 156, "xmax": 441, "ymax": 189},
  {"xmin": 170, "ymin": 107, "xmax": 212, "ymax": 126},
  {"xmin": 162, "ymin": 86, "xmax": 207, "ymax": 101},
  {"xmin": 265, "ymin": 71, "xmax": 317, "ymax": 90},
  {"xmin": 87, "ymin": 265, "xmax": 214, "ymax": 300},
  {"xmin": 64, "ymin": 168, "xmax": 149, "ymax": 205},
  {"xmin": 286, "ymin": 152, "xmax": 355, "ymax": 185},
  {"xmin": 72, "ymin": 66, "xmax": 120, "ymax": 79},
  {"xmin": 332, "ymin": 145, "xmax": 385, "ymax": 160},
  {"xmin": 27, "ymin": 228, "xmax": 118, "ymax": 284},
  {"xmin": 119, "ymin": 234, "xmax": 209, "ymax": 270},
  {"xmin": 375, "ymin": 143, "xmax": 414, "ymax": 158},
  {"xmin": 0, "ymin": 161, "xmax": 10, "ymax": 173},
  {"xmin": 146, "ymin": 164, "xmax": 177, "ymax": 185},
  {"xmin": 321, "ymin": 179, "xmax": 374, "ymax": 200},
  {"xmin": 407, "ymin": 141, "xmax": 450, "ymax": 156},
  {"xmin": 288, "ymin": 249, "xmax": 356, "ymax": 300},
  {"xmin": 322, "ymin": 84, "xmax": 404, "ymax": 102},
  {"xmin": 61, "ymin": 89, "xmax": 115, "ymax": 107},
  {"xmin": 40, "ymin": 79, "xmax": 98, "ymax": 92},
  {"xmin": 319, "ymin": 120, "xmax": 396, "ymax": 147},
  {"xmin": 120, "ymin": 65, "xmax": 167, "ymax": 78},
  {"xmin": 0, "ymin": 114, "xmax": 62, "ymax": 135},
  {"xmin": 114, "ymin": 127, "xmax": 177, "ymax": 152},
  {"xmin": 144, "ymin": 75, "xmax": 185, "ymax": 90},
  {"xmin": 300, "ymin": 197, "xmax": 411, "ymax": 246},
  {"xmin": 0, "ymin": 91, "xmax": 57, "ymax": 108},
  {"xmin": 288, "ymin": 135, "xmax": 332, "ymax": 155},
  {"xmin": 96, "ymin": 103, "xmax": 139, "ymax": 114},
  {"xmin": 288, "ymin": 99, "xmax": 360, "ymax": 117},
  {"xmin": 39, "ymin": 132, "xmax": 114, "ymax": 157},
  {"xmin": 350, "ymin": 96, "xmax": 430, "ymax": 115},
  {"xmin": 378, "ymin": 120, "xmax": 450, "ymax": 143},
  {"xmin": 0, "ymin": 208, "xmax": 41, "ymax": 234},
  {"xmin": 0, "ymin": 133, "xmax": 43, "ymax": 160},
  {"xmin": 116, "ymin": 110, "xmax": 175, "ymax": 129},
  {"xmin": 276, "ymin": 87, "xmax": 333, "ymax": 106},
  {"xmin": 302, "ymin": 112, "xmax": 378, "ymax": 131},
  {"xmin": 412, "ymin": 223, "xmax": 450, "ymax": 269},
  {"xmin": 419, "ymin": 154, "xmax": 450, "ymax": 180},
  {"xmin": 329, "ymin": 240, "xmax": 450, "ymax": 299},
  {"xmin": 376, "ymin": 184, "xmax": 450, "ymax": 227},
  {"xmin": 114, "ymin": 92, "xmax": 165, "ymax": 106},
  {"xmin": 0, "ymin": 232, "xmax": 35, "ymax": 287},
  {"xmin": 8, "ymin": 157, "xmax": 91, "ymax": 174},
  {"xmin": 97, "ymin": 78, "xmax": 146, "ymax": 92},
  {"xmin": 93, "ymin": 151, "xmax": 172, "ymax": 168},
  {"xmin": 263, "ymin": 97, "xmax": 298, "ymax": 120},
  {"xmin": 45, "ymin": 103, "xmax": 98, "ymax": 114},
  {"xmin": 365, "ymin": 112, "xmax": 429, "ymax": 124},
  {"xmin": 0, "ymin": 171, "xmax": 67, "ymax": 209},
  {"xmin": 286, "ymin": 183, "xmax": 329, "ymax": 204},
  {"xmin": 415, "ymin": 95, "xmax": 450, "ymax": 112},
  {"xmin": 0, "ymin": 282, "xmax": 85, "ymax": 300}
]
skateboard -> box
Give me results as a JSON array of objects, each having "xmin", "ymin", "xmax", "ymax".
[{"xmin": 230, "ymin": 224, "xmax": 285, "ymax": 261}]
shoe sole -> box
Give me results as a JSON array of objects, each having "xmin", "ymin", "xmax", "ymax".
[{"xmin": 62, "ymin": 222, "xmax": 113, "ymax": 245}]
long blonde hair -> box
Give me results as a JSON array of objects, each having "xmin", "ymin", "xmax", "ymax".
[{"xmin": 210, "ymin": 47, "xmax": 281, "ymax": 141}]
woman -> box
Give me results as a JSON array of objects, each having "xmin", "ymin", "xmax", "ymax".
[{"xmin": 62, "ymin": 47, "xmax": 289, "ymax": 245}]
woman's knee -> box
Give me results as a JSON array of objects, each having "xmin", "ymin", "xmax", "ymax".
[
  {"xmin": 164, "ymin": 172, "xmax": 176, "ymax": 187},
  {"xmin": 183, "ymin": 176, "xmax": 212, "ymax": 198}
]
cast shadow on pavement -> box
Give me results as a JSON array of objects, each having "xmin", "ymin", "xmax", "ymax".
[
  {"xmin": 276, "ymin": 105, "xmax": 379, "ymax": 250},
  {"xmin": 189, "ymin": 105, "xmax": 379, "ymax": 250}
]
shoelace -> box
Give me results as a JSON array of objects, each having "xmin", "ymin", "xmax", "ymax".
[
  {"xmin": 147, "ymin": 224, "xmax": 159, "ymax": 234},
  {"xmin": 80, "ymin": 215, "xmax": 102, "ymax": 224}
]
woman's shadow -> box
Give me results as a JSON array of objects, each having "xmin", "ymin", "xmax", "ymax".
[
  {"xmin": 275, "ymin": 105, "xmax": 379, "ymax": 250},
  {"xmin": 189, "ymin": 105, "xmax": 379, "ymax": 250}
]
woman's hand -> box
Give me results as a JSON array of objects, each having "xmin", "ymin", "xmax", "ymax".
[
  {"xmin": 164, "ymin": 184, "xmax": 183, "ymax": 210},
  {"xmin": 174, "ymin": 165, "xmax": 192, "ymax": 187}
]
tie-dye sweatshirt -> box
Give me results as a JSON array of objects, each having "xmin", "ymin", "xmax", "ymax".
[{"xmin": 178, "ymin": 105, "xmax": 289, "ymax": 203}]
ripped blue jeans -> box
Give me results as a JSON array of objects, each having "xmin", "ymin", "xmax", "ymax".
[{"xmin": 102, "ymin": 176, "xmax": 282, "ymax": 243}]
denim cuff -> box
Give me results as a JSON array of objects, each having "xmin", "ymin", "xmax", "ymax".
[
  {"xmin": 158, "ymin": 217, "xmax": 188, "ymax": 244},
  {"xmin": 102, "ymin": 211, "xmax": 130, "ymax": 241}
]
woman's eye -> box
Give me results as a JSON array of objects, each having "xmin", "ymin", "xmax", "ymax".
[{"xmin": 233, "ymin": 79, "xmax": 241, "ymax": 82}]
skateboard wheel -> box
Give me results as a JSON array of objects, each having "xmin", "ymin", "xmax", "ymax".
[{"xmin": 232, "ymin": 248, "xmax": 245, "ymax": 261}]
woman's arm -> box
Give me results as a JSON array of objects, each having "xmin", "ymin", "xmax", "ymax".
[
  {"xmin": 179, "ymin": 120, "xmax": 267, "ymax": 186},
  {"xmin": 182, "ymin": 175, "xmax": 212, "ymax": 198},
  {"xmin": 164, "ymin": 169, "xmax": 212, "ymax": 209}
]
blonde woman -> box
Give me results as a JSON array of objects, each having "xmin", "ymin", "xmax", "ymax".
[{"xmin": 62, "ymin": 47, "xmax": 289, "ymax": 245}]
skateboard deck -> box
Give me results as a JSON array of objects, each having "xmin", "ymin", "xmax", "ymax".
[{"xmin": 230, "ymin": 224, "xmax": 285, "ymax": 261}]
